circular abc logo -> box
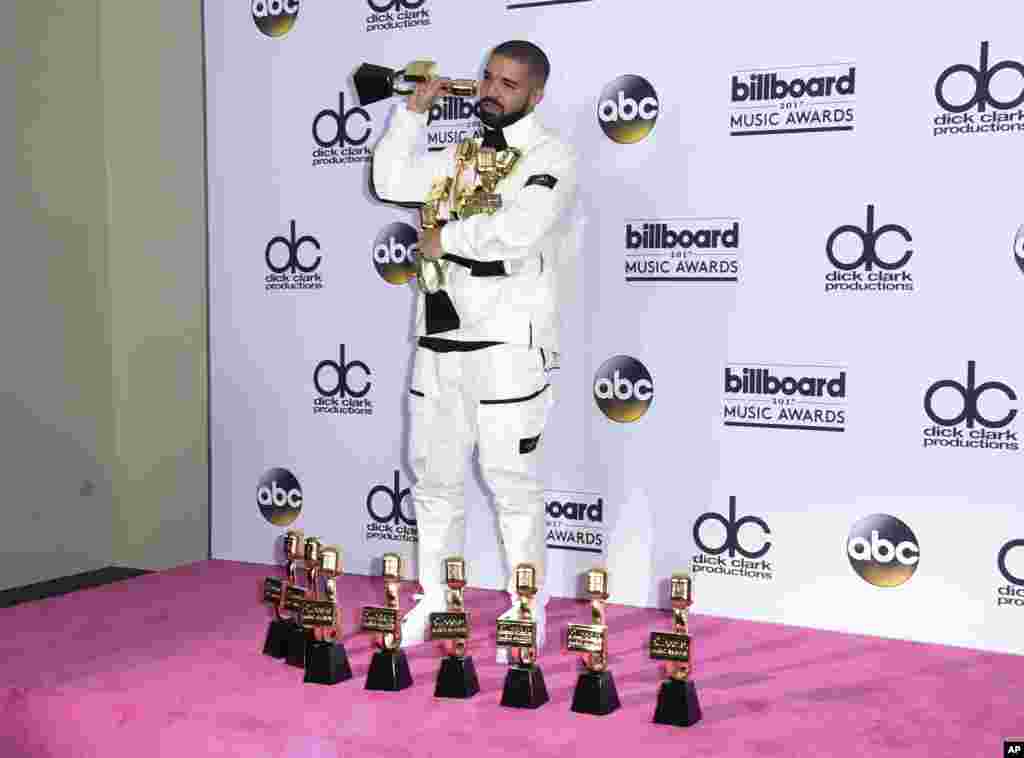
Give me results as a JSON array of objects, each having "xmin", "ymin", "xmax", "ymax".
[
  {"xmin": 846, "ymin": 514, "xmax": 920, "ymax": 587},
  {"xmin": 593, "ymin": 355, "xmax": 654, "ymax": 423},
  {"xmin": 257, "ymin": 468, "xmax": 302, "ymax": 526},
  {"xmin": 251, "ymin": 0, "xmax": 300, "ymax": 38},
  {"xmin": 373, "ymin": 223, "xmax": 418, "ymax": 285},
  {"xmin": 598, "ymin": 75, "xmax": 659, "ymax": 144}
]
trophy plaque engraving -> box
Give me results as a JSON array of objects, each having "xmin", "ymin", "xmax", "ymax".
[
  {"xmin": 362, "ymin": 553, "xmax": 413, "ymax": 691},
  {"xmin": 650, "ymin": 572, "xmax": 702, "ymax": 727},
  {"xmin": 430, "ymin": 557, "xmax": 479, "ymax": 698},
  {"xmin": 565, "ymin": 568, "xmax": 620, "ymax": 715},
  {"xmin": 302, "ymin": 545, "xmax": 353, "ymax": 685},
  {"xmin": 498, "ymin": 563, "xmax": 549, "ymax": 709}
]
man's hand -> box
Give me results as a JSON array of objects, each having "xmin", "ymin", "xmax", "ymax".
[
  {"xmin": 407, "ymin": 79, "xmax": 447, "ymax": 115},
  {"xmin": 419, "ymin": 227, "xmax": 444, "ymax": 259}
]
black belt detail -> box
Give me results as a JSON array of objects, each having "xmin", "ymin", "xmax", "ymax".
[
  {"xmin": 409, "ymin": 389, "xmax": 424, "ymax": 397},
  {"xmin": 480, "ymin": 383, "xmax": 549, "ymax": 406},
  {"xmin": 425, "ymin": 290, "xmax": 461, "ymax": 335},
  {"xmin": 442, "ymin": 253, "xmax": 507, "ymax": 277},
  {"xmin": 418, "ymin": 337, "xmax": 503, "ymax": 353}
]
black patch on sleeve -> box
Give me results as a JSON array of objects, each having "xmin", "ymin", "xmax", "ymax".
[
  {"xmin": 524, "ymin": 174, "xmax": 558, "ymax": 190},
  {"xmin": 519, "ymin": 434, "xmax": 541, "ymax": 454}
]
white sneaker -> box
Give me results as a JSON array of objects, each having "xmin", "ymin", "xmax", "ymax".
[
  {"xmin": 495, "ymin": 599, "xmax": 546, "ymax": 664},
  {"xmin": 399, "ymin": 592, "xmax": 446, "ymax": 648}
]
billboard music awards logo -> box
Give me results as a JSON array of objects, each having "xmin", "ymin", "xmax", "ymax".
[
  {"xmin": 847, "ymin": 514, "xmax": 920, "ymax": 587},
  {"xmin": 598, "ymin": 76, "xmax": 659, "ymax": 144},
  {"xmin": 933, "ymin": 42, "xmax": 1024, "ymax": 137},
  {"xmin": 373, "ymin": 223, "xmax": 418, "ymax": 285},
  {"xmin": 722, "ymin": 362, "xmax": 848, "ymax": 432},
  {"xmin": 365, "ymin": 470, "xmax": 417, "ymax": 543},
  {"xmin": 312, "ymin": 92, "xmax": 372, "ymax": 167},
  {"xmin": 312, "ymin": 345, "xmax": 374, "ymax": 417},
  {"xmin": 252, "ymin": 0, "xmax": 299, "ymax": 38},
  {"xmin": 365, "ymin": 0, "xmax": 430, "ymax": 33},
  {"xmin": 922, "ymin": 361, "xmax": 1019, "ymax": 452},
  {"xmin": 257, "ymin": 468, "xmax": 302, "ymax": 526},
  {"xmin": 1014, "ymin": 225, "xmax": 1024, "ymax": 275},
  {"xmin": 692, "ymin": 497, "xmax": 773, "ymax": 581},
  {"xmin": 997, "ymin": 539, "xmax": 1024, "ymax": 609},
  {"xmin": 624, "ymin": 217, "xmax": 741, "ymax": 283},
  {"xmin": 264, "ymin": 220, "xmax": 324, "ymax": 292},
  {"xmin": 593, "ymin": 355, "xmax": 654, "ymax": 422},
  {"xmin": 544, "ymin": 489, "xmax": 606, "ymax": 555},
  {"xmin": 729, "ymin": 62, "xmax": 856, "ymax": 136},
  {"xmin": 427, "ymin": 96, "xmax": 483, "ymax": 150},
  {"xmin": 825, "ymin": 205, "xmax": 914, "ymax": 294}
]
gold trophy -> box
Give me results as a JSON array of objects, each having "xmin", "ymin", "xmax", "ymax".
[
  {"xmin": 649, "ymin": 572, "xmax": 702, "ymax": 726},
  {"xmin": 429, "ymin": 557, "xmax": 479, "ymax": 698},
  {"xmin": 353, "ymin": 60, "xmax": 477, "ymax": 107},
  {"xmin": 286, "ymin": 536, "xmax": 321, "ymax": 667},
  {"xmin": 302, "ymin": 545, "xmax": 353, "ymax": 685},
  {"xmin": 283, "ymin": 531, "xmax": 312, "ymax": 667},
  {"xmin": 360, "ymin": 553, "xmax": 413, "ymax": 691},
  {"xmin": 496, "ymin": 563, "xmax": 549, "ymax": 708},
  {"xmin": 261, "ymin": 529, "xmax": 303, "ymax": 659},
  {"xmin": 565, "ymin": 568, "xmax": 621, "ymax": 715}
]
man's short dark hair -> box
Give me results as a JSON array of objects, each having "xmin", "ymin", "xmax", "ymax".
[{"xmin": 491, "ymin": 40, "xmax": 550, "ymax": 87}]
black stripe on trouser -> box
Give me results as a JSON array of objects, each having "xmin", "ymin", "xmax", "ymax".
[
  {"xmin": 479, "ymin": 383, "xmax": 550, "ymax": 406},
  {"xmin": 442, "ymin": 254, "xmax": 507, "ymax": 277},
  {"xmin": 409, "ymin": 389, "xmax": 424, "ymax": 397}
]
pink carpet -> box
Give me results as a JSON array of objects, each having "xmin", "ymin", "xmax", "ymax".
[{"xmin": 0, "ymin": 560, "xmax": 1020, "ymax": 757}]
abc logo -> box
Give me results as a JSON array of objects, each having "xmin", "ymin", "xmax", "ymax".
[
  {"xmin": 314, "ymin": 345, "xmax": 371, "ymax": 398},
  {"xmin": 265, "ymin": 220, "xmax": 321, "ymax": 274},
  {"xmin": 598, "ymin": 75, "xmax": 659, "ymax": 144},
  {"xmin": 1013, "ymin": 225, "xmax": 1024, "ymax": 275},
  {"xmin": 924, "ymin": 361, "xmax": 1017, "ymax": 430},
  {"xmin": 367, "ymin": 0, "xmax": 425, "ymax": 10},
  {"xmin": 257, "ymin": 468, "xmax": 302, "ymax": 526},
  {"xmin": 367, "ymin": 470, "xmax": 416, "ymax": 525},
  {"xmin": 693, "ymin": 496, "xmax": 770, "ymax": 559},
  {"xmin": 251, "ymin": 0, "xmax": 299, "ymax": 38},
  {"xmin": 998, "ymin": 539, "xmax": 1024, "ymax": 586},
  {"xmin": 935, "ymin": 42, "xmax": 1024, "ymax": 114},
  {"xmin": 826, "ymin": 204, "xmax": 912, "ymax": 272},
  {"xmin": 846, "ymin": 514, "xmax": 920, "ymax": 587},
  {"xmin": 373, "ymin": 223, "xmax": 418, "ymax": 285},
  {"xmin": 593, "ymin": 355, "xmax": 654, "ymax": 423}
]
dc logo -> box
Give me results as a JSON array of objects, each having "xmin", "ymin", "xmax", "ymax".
[
  {"xmin": 826, "ymin": 205, "xmax": 912, "ymax": 271},
  {"xmin": 998, "ymin": 539, "xmax": 1024, "ymax": 586},
  {"xmin": 598, "ymin": 75, "xmax": 659, "ymax": 144},
  {"xmin": 593, "ymin": 355, "xmax": 654, "ymax": 423},
  {"xmin": 265, "ymin": 220, "xmax": 321, "ymax": 274},
  {"xmin": 257, "ymin": 468, "xmax": 302, "ymax": 526},
  {"xmin": 693, "ymin": 496, "xmax": 771, "ymax": 559},
  {"xmin": 252, "ymin": 0, "xmax": 299, "ymax": 38},
  {"xmin": 314, "ymin": 345, "xmax": 371, "ymax": 398},
  {"xmin": 846, "ymin": 514, "xmax": 920, "ymax": 587},
  {"xmin": 367, "ymin": 0, "xmax": 425, "ymax": 10},
  {"xmin": 313, "ymin": 94, "xmax": 371, "ymax": 147},
  {"xmin": 924, "ymin": 361, "xmax": 1017, "ymax": 430},
  {"xmin": 372, "ymin": 223, "xmax": 418, "ymax": 285},
  {"xmin": 367, "ymin": 470, "xmax": 416, "ymax": 525},
  {"xmin": 935, "ymin": 42, "xmax": 1024, "ymax": 114}
]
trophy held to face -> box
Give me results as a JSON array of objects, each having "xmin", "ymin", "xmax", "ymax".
[
  {"xmin": 565, "ymin": 568, "xmax": 620, "ymax": 716},
  {"xmin": 650, "ymin": 572, "xmax": 702, "ymax": 727},
  {"xmin": 302, "ymin": 545, "xmax": 353, "ymax": 685},
  {"xmin": 429, "ymin": 557, "xmax": 479, "ymax": 698},
  {"xmin": 261, "ymin": 529, "xmax": 303, "ymax": 659},
  {"xmin": 353, "ymin": 60, "xmax": 477, "ymax": 107},
  {"xmin": 496, "ymin": 563, "xmax": 549, "ymax": 709},
  {"xmin": 361, "ymin": 553, "xmax": 413, "ymax": 691}
]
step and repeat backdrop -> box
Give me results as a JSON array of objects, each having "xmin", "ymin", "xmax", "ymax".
[{"xmin": 206, "ymin": 1, "xmax": 1024, "ymax": 655}]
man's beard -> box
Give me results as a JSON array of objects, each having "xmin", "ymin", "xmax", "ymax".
[{"xmin": 478, "ymin": 97, "xmax": 530, "ymax": 130}]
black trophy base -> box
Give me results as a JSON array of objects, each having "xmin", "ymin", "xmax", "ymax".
[
  {"xmin": 571, "ymin": 669, "xmax": 621, "ymax": 716},
  {"xmin": 303, "ymin": 640, "xmax": 353, "ymax": 685},
  {"xmin": 365, "ymin": 649, "xmax": 413, "ymax": 691},
  {"xmin": 500, "ymin": 664, "xmax": 549, "ymax": 709},
  {"xmin": 262, "ymin": 618, "xmax": 291, "ymax": 659},
  {"xmin": 285, "ymin": 625, "xmax": 313, "ymax": 668},
  {"xmin": 434, "ymin": 656, "xmax": 480, "ymax": 699},
  {"xmin": 653, "ymin": 678, "xmax": 702, "ymax": 727}
]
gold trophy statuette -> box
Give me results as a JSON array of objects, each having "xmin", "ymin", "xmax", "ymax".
[
  {"xmin": 429, "ymin": 557, "xmax": 480, "ymax": 698},
  {"xmin": 650, "ymin": 572, "xmax": 702, "ymax": 727},
  {"xmin": 496, "ymin": 563, "xmax": 549, "ymax": 709},
  {"xmin": 260, "ymin": 529, "xmax": 304, "ymax": 659},
  {"xmin": 301, "ymin": 545, "xmax": 352, "ymax": 685},
  {"xmin": 283, "ymin": 531, "xmax": 313, "ymax": 667},
  {"xmin": 353, "ymin": 60, "xmax": 478, "ymax": 107},
  {"xmin": 361, "ymin": 553, "xmax": 413, "ymax": 691},
  {"xmin": 565, "ymin": 568, "xmax": 620, "ymax": 715}
]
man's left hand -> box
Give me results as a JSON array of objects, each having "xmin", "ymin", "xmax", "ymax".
[{"xmin": 419, "ymin": 227, "xmax": 444, "ymax": 260}]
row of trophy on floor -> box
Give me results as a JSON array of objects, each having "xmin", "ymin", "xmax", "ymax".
[{"xmin": 261, "ymin": 529, "xmax": 701, "ymax": 727}]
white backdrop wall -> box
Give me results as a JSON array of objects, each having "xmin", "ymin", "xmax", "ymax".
[{"xmin": 206, "ymin": 1, "xmax": 1024, "ymax": 655}]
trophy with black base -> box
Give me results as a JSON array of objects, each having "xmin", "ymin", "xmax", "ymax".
[
  {"xmin": 286, "ymin": 536, "xmax": 321, "ymax": 668},
  {"xmin": 302, "ymin": 545, "xmax": 353, "ymax": 685},
  {"xmin": 430, "ymin": 556, "xmax": 479, "ymax": 698},
  {"xmin": 361, "ymin": 553, "xmax": 413, "ymax": 691},
  {"xmin": 650, "ymin": 572, "xmax": 702, "ymax": 727},
  {"xmin": 497, "ymin": 563, "xmax": 549, "ymax": 709},
  {"xmin": 565, "ymin": 568, "xmax": 620, "ymax": 715},
  {"xmin": 261, "ymin": 529, "xmax": 303, "ymax": 658}
]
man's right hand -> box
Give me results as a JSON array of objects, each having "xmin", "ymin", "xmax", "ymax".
[{"xmin": 407, "ymin": 78, "xmax": 447, "ymax": 115}]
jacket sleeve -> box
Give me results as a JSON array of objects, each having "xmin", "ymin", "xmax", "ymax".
[
  {"xmin": 440, "ymin": 140, "xmax": 577, "ymax": 262},
  {"xmin": 371, "ymin": 105, "xmax": 452, "ymax": 204}
]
